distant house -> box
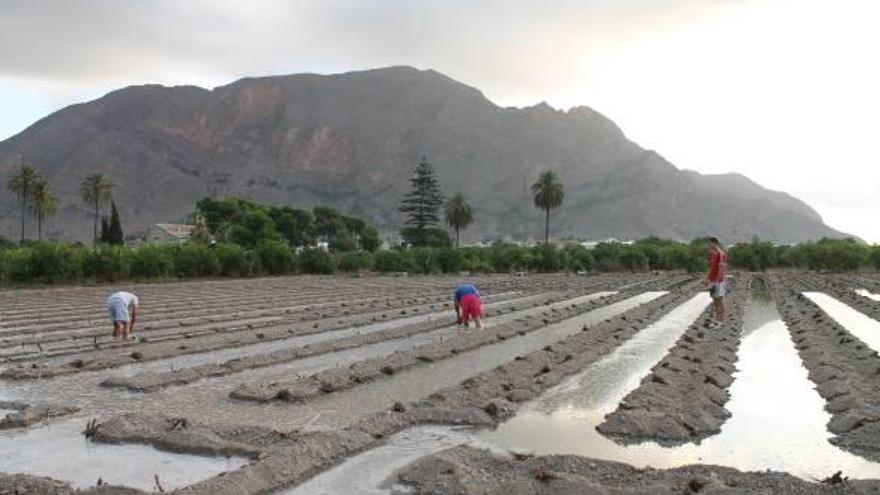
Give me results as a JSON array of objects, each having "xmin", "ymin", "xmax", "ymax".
[{"xmin": 146, "ymin": 223, "xmax": 195, "ymax": 244}]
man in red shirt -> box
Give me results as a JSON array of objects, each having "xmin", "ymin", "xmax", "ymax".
[{"xmin": 706, "ymin": 237, "xmax": 727, "ymax": 327}]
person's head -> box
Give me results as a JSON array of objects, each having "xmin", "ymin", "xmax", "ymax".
[{"xmin": 708, "ymin": 237, "xmax": 721, "ymax": 249}]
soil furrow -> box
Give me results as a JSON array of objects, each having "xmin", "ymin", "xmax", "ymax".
[
  {"xmin": 596, "ymin": 275, "xmax": 749, "ymax": 443},
  {"xmin": 773, "ymin": 275, "xmax": 880, "ymax": 461}
]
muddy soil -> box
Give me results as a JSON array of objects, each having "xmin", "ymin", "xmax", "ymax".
[
  {"xmin": 2, "ymin": 274, "xmax": 639, "ymax": 379},
  {"xmin": 99, "ymin": 288, "xmax": 613, "ymax": 393},
  {"xmin": 772, "ymin": 275, "xmax": 880, "ymax": 461},
  {"xmin": 597, "ymin": 276, "xmax": 749, "ymax": 443},
  {"xmin": 229, "ymin": 290, "xmax": 636, "ymax": 403},
  {"xmin": 0, "ymin": 473, "xmax": 144, "ymax": 494},
  {"xmin": 93, "ymin": 282, "xmax": 701, "ymax": 494},
  {"xmin": 393, "ymin": 445, "xmax": 880, "ymax": 495}
]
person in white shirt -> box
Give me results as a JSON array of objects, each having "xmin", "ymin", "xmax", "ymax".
[{"xmin": 107, "ymin": 291, "xmax": 139, "ymax": 340}]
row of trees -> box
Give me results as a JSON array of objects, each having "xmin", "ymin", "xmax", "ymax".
[
  {"xmin": 398, "ymin": 158, "xmax": 565, "ymax": 247},
  {"xmin": 6, "ymin": 164, "xmax": 115, "ymax": 245}
]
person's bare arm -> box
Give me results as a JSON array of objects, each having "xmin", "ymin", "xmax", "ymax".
[{"xmin": 454, "ymin": 301, "xmax": 461, "ymax": 323}]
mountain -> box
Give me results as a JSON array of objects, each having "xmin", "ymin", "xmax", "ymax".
[{"xmin": 0, "ymin": 66, "xmax": 847, "ymax": 244}]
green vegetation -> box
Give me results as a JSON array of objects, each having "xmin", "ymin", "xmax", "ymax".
[
  {"xmin": 399, "ymin": 157, "xmax": 450, "ymax": 247},
  {"xmin": 2, "ymin": 236, "xmax": 879, "ymax": 288},
  {"xmin": 194, "ymin": 197, "xmax": 380, "ymax": 252},
  {"xmin": 80, "ymin": 174, "xmax": 114, "ymax": 246},
  {"xmin": 7, "ymin": 164, "xmax": 43, "ymax": 242},
  {"xmin": 30, "ymin": 178, "xmax": 57, "ymax": 240},
  {"xmin": 444, "ymin": 192, "xmax": 474, "ymax": 247},
  {"xmin": 728, "ymin": 237, "xmax": 875, "ymax": 272},
  {"xmin": 531, "ymin": 171, "xmax": 565, "ymax": 244},
  {"xmin": 100, "ymin": 201, "xmax": 124, "ymax": 246}
]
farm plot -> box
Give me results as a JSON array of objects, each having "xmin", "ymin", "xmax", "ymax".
[{"xmin": 3, "ymin": 272, "xmax": 880, "ymax": 495}]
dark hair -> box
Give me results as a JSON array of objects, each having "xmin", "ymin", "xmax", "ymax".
[{"xmin": 709, "ymin": 237, "xmax": 720, "ymax": 245}]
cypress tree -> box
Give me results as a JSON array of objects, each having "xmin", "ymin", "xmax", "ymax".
[
  {"xmin": 100, "ymin": 217, "xmax": 110, "ymax": 244},
  {"xmin": 108, "ymin": 201, "xmax": 124, "ymax": 245}
]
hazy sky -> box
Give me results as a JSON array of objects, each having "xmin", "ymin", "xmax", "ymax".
[{"xmin": 1, "ymin": 0, "xmax": 877, "ymax": 242}]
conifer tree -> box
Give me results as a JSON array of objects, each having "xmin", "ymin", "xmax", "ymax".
[{"xmin": 398, "ymin": 157, "xmax": 448, "ymax": 247}]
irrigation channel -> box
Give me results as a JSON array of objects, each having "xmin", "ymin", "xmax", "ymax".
[{"xmin": 3, "ymin": 272, "xmax": 880, "ymax": 494}]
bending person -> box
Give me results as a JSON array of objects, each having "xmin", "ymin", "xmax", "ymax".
[
  {"xmin": 454, "ymin": 282, "xmax": 483, "ymax": 329},
  {"xmin": 107, "ymin": 290, "xmax": 139, "ymax": 340}
]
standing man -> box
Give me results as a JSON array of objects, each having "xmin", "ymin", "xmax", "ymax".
[
  {"xmin": 454, "ymin": 282, "xmax": 483, "ymax": 329},
  {"xmin": 706, "ymin": 237, "xmax": 727, "ymax": 327},
  {"xmin": 107, "ymin": 291, "xmax": 139, "ymax": 340}
]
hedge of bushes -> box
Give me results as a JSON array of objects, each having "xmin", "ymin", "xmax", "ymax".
[{"xmin": 1, "ymin": 238, "xmax": 877, "ymax": 287}]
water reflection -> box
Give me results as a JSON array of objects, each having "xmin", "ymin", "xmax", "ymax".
[
  {"xmin": 805, "ymin": 292, "xmax": 880, "ymax": 353},
  {"xmin": 481, "ymin": 296, "xmax": 880, "ymax": 480},
  {"xmin": 854, "ymin": 289, "xmax": 880, "ymax": 302},
  {"xmin": 0, "ymin": 418, "xmax": 245, "ymax": 491}
]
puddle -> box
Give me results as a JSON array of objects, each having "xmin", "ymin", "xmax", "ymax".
[
  {"xmin": 854, "ymin": 289, "xmax": 880, "ymax": 302},
  {"xmin": 479, "ymin": 296, "xmax": 880, "ymax": 480},
  {"xmin": 0, "ymin": 418, "xmax": 246, "ymax": 491},
  {"xmin": 282, "ymin": 426, "xmax": 480, "ymax": 495},
  {"xmin": 805, "ymin": 292, "xmax": 880, "ymax": 353}
]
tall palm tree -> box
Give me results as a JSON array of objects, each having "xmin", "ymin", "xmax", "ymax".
[
  {"xmin": 80, "ymin": 174, "xmax": 114, "ymax": 246},
  {"xmin": 30, "ymin": 179, "xmax": 57, "ymax": 240},
  {"xmin": 444, "ymin": 192, "xmax": 473, "ymax": 247},
  {"xmin": 6, "ymin": 165, "xmax": 42, "ymax": 243},
  {"xmin": 531, "ymin": 171, "xmax": 565, "ymax": 244}
]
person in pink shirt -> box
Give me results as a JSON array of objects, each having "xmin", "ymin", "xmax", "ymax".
[{"xmin": 705, "ymin": 237, "xmax": 727, "ymax": 327}]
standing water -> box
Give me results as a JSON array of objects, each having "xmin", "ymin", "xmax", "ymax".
[
  {"xmin": 481, "ymin": 295, "xmax": 880, "ymax": 479},
  {"xmin": 0, "ymin": 418, "xmax": 246, "ymax": 491},
  {"xmin": 804, "ymin": 292, "xmax": 880, "ymax": 353}
]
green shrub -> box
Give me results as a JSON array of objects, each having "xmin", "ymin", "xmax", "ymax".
[
  {"xmin": 619, "ymin": 248, "xmax": 650, "ymax": 272},
  {"xmin": 374, "ymin": 249, "xmax": 414, "ymax": 273},
  {"xmin": 563, "ymin": 244, "xmax": 594, "ymax": 272},
  {"xmin": 435, "ymin": 248, "xmax": 464, "ymax": 273},
  {"xmin": 871, "ymin": 247, "xmax": 880, "ymax": 271},
  {"xmin": 336, "ymin": 251, "xmax": 374, "ymax": 272},
  {"xmin": 1, "ymin": 248, "xmax": 32, "ymax": 284},
  {"xmin": 131, "ymin": 245, "xmax": 175, "ymax": 278},
  {"xmin": 174, "ymin": 243, "xmax": 221, "ymax": 278},
  {"xmin": 298, "ymin": 248, "xmax": 336, "ymax": 274},
  {"xmin": 255, "ymin": 240, "xmax": 294, "ymax": 275},
  {"xmin": 488, "ymin": 244, "xmax": 531, "ymax": 272},
  {"xmin": 28, "ymin": 242, "xmax": 85, "ymax": 283},
  {"xmin": 409, "ymin": 247, "xmax": 439, "ymax": 274},
  {"xmin": 530, "ymin": 244, "xmax": 565, "ymax": 272},
  {"xmin": 83, "ymin": 246, "xmax": 130, "ymax": 282},
  {"xmin": 215, "ymin": 243, "xmax": 256, "ymax": 277}
]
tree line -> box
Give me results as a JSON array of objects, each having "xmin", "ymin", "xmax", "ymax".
[
  {"xmin": 7, "ymin": 165, "xmax": 116, "ymax": 245},
  {"xmin": 398, "ymin": 157, "xmax": 564, "ymax": 247}
]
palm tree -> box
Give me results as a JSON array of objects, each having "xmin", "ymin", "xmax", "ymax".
[
  {"xmin": 444, "ymin": 192, "xmax": 473, "ymax": 247},
  {"xmin": 6, "ymin": 165, "xmax": 42, "ymax": 242},
  {"xmin": 531, "ymin": 171, "xmax": 565, "ymax": 244},
  {"xmin": 30, "ymin": 179, "xmax": 57, "ymax": 240},
  {"xmin": 80, "ymin": 174, "xmax": 114, "ymax": 246}
]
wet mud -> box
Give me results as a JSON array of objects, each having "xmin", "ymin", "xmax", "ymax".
[
  {"xmin": 393, "ymin": 445, "xmax": 880, "ymax": 495},
  {"xmin": 597, "ymin": 276, "xmax": 748, "ymax": 443},
  {"xmin": 772, "ymin": 275, "xmax": 880, "ymax": 461}
]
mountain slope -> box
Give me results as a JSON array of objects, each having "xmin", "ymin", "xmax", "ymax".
[{"xmin": 0, "ymin": 66, "xmax": 847, "ymax": 243}]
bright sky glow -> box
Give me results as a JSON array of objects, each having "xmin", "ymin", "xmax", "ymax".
[{"xmin": 0, "ymin": 0, "xmax": 876, "ymax": 241}]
